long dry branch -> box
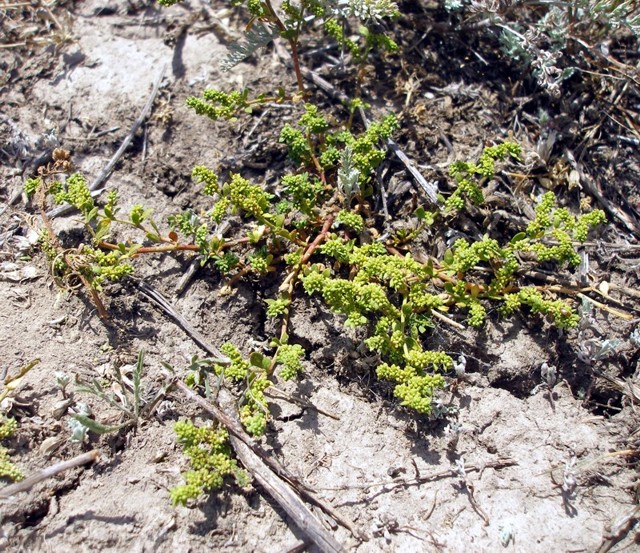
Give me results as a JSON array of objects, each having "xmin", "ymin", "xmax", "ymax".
[
  {"xmin": 0, "ymin": 450, "xmax": 98, "ymax": 501},
  {"xmin": 172, "ymin": 380, "xmax": 347, "ymax": 553}
]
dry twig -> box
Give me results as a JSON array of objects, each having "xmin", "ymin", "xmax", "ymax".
[
  {"xmin": 0, "ymin": 450, "xmax": 99, "ymax": 501},
  {"xmin": 48, "ymin": 64, "xmax": 168, "ymax": 218}
]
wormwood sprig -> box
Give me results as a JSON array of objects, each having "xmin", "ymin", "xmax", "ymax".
[
  {"xmin": 449, "ymin": 0, "xmax": 640, "ymax": 97},
  {"xmin": 69, "ymin": 350, "xmax": 154, "ymax": 440},
  {"xmin": 168, "ymin": 0, "xmax": 398, "ymax": 122}
]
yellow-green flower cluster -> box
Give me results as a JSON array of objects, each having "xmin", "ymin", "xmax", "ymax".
[
  {"xmin": 249, "ymin": 247, "xmax": 273, "ymax": 274},
  {"xmin": 277, "ymin": 343, "xmax": 305, "ymax": 380},
  {"xmin": 336, "ymin": 210, "xmax": 365, "ymax": 232},
  {"xmin": 86, "ymin": 247, "xmax": 135, "ymax": 287},
  {"xmin": 217, "ymin": 343, "xmax": 250, "ymax": 381},
  {"xmin": 377, "ymin": 363, "xmax": 446, "ymax": 414},
  {"xmin": 300, "ymin": 104, "xmax": 328, "ymax": 134},
  {"xmin": 240, "ymin": 374, "xmax": 271, "ymax": 436},
  {"xmin": 524, "ymin": 191, "xmax": 606, "ymax": 265},
  {"xmin": 213, "ymin": 252, "xmax": 239, "ymax": 274},
  {"xmin": 170, "ymin": 421, "xmax": 249, "ymax": 506},
  {"xmin": 228, "ymin": 174, "xmax": 271, "ymax": 217},
  {"xmin": 0, "ymin": 418, "xmax": 23, "ymax": 482},
  {"xmin": 320, "ymin": 236, "xmax": 353, "ymax": 263},
  {"xmin": 54, "ymin": 173, "xmax": 95, "ymax": 217},
  {"xmin": 266, "ymin": 297, "xmax": 290, "ymax": 318},
  {"xmin": 186, "ymin": 89, "xmax": 250, "ymax": 120},
  {"xmin": 192, "ymin": 166, "xmax": 220, "ymax": 196},
  {"xmin": 448, "ymin": 237, "xmax": 502, "ymax": 274},
  {"xmin": 281, "ymin": 172, "xmax": 321, "ymax": 214},
  {"xmin": 501, "ymin": 287, "xmax": 579, "ymax": 329},
  {"xmin": 446, "ymin": 142, "xmax": 521, "ymax": 212},
  {"xmin": 280, "ymin": 124, "xmax": 312, "ymax": 164}
]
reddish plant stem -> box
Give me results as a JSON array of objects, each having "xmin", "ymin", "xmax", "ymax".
[
  {"xmin": 36, "ymin": 189, "xmax": 109, "ymax": 320},
  {"xmin": 264, "ymin": 0, "xmax": 305, "ymax": 95},
  {"xmin": 97, "ymin": 236, "xmax": 254, "ymax": 257},
  {"xmin": 301, "ymin": 214, "xmax": 334, "ymax": 265}
]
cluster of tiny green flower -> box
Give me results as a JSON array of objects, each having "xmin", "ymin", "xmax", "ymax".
[
  {"xmin": 213, "ymin": 252, "xmax": 239, "ymax": 274},
  {"xmin": 213, "ymin": 344, "xmax": 271, "ymax": 436},
  {"xmin": 277, "ymin": 343, "xmax": 305, "ymax": 380},
  {"xmin": 501, "ymin": 287, "xmax": 579, "ymax": 329},
  {"xmin": 0, "ymin": 418, "xmax": 23, "ymax": 481},
  {"xmin": 376, "ymin": 362, "xmax": 447, "ymax": 414},
  {"xmin": 217, "ymin": 343, "xmax": 251, "ymax": 382},
  {"xmin": 266, "ymin": 297, "xmax": 291, "ymax": 318},
  {"xmin": 448, "ymin": 236, "xmax": 502, "ymax": 274},
  {"xmin": 54, "ymin": 173, "xmax": 95, "ymax": 217},
  {"xmin": 186, "ymin": 89, "xmax": 250, "ymax": 120},
  {"xmin": 280, "ymin": 124, "xmax": 312, "ymax": 164},
  {"xmin": 240, "ymin": 375, "xmax": 271, "ymax": 436},
  {"xmin": 446, "ymin": 142, "xmax": 521, "ymax": 212},
  {"xmin": 84, "ymin": 247, "xmax": 135, "ymax": 288},
  {"xmin": 192, "ymin": 166, "xmax": 220, "ymax": 196},
  {"xmin": 281, "ymin": 172, "xmax": 322, "ymax": 214},
  {"xmin": 336, "ymin": 210, "xmax": 365, "ymax": 232},
  {"xmin": 228, "ymin": 174, "xmax": 272, "ymax": 217},
  {"xmin": 320, "ymin": 236, "xmax": 354, "ymax": 263},
  {"xmin": 170, "ymin": 421, "xmax": 248, "ymax": 506},
  {"xmin": 249, "ymin": 247, "xmax": 273, "ymax": 274},
  {"xmin": 299, "ymin": 103, "xmax": 329, "ymax": 134}
]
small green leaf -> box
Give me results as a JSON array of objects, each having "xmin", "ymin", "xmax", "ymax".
[
  {"xmin": 94, "ymin": 219, "xmax": 112, "ymax": 242},
  {"xmin": 86, "ymin": 207, "xmax": 99, "ymax": 223},
  {"xmin": 443, "ymin": 249, "xmax": 454, "ymax": 266},
  {"xmin": 69, "ymin": 413, "xmax": 123, "ymax": 435},
  {"xmin": 510, "ymin": 232, "xmax": 527, "ymax": 244},
  {"xmin": 250, "ymin": 352, "xmax": 271, "ymax": 370}
]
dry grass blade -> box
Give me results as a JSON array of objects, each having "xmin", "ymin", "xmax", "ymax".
[{"xmin": 134, "ymin": 278, "xmax": 230, "ymax": 363}]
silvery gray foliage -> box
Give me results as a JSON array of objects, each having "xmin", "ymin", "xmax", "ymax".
[
  {"xmin": 449, "ymin": 0, "xmax": 639, "ymax": 97},
  {"xmin": 577, "ymin": 298, "xmax": 623, "ymax": 365},
  {"xmin": 454, "ymin": 354, "xmax": 467, "ymax": 378},
  {"xmin": 337, "ymin": 146, "xmax": 360, "ymax": 204},
  {"xmin": 562, "ymin": 450, "xmax": 577, "ymax": 494},
  {"xmin": 220, "ymin": 23, "xmax": 280, "ymax": 72},
  {"xmin": 499, "ymin": 26, "xmax": 567, "ymax": 98},
  {"xmin": 325, "ymin": 0, "xmax": 398, "ymax": 21},
  {"xmin": 67, "ymin": 403, "xmax": 92, "ymax": 443},
  {"xmin": 586, "ymin": 0, "xmax": 640, "ymax": 35},
  {"xmin": 540, "ymin": 362, "xmax": 557, "ymax": 389}
]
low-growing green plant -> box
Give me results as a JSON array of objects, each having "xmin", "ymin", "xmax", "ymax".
[
  {"xmin": 24, "ymin": 0, "xmax": 610, "ymax": 514},
  {"xmin": 170, "ymin": 420, "xmax": 250, "ymax": 506},
  {"xmin": 67, "ymin": 350, "xmax": 163, "ymax": 441},
  {"xmin": 0, "ymin": 418, "xmax": 23, "ymax": 482},
  {"xmin": 28, "ymin": 130, "xmax": 605, "ymax": 420}
]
